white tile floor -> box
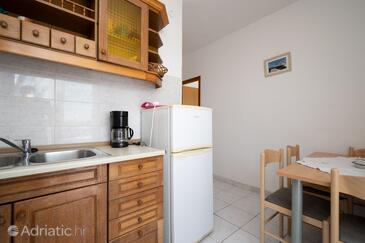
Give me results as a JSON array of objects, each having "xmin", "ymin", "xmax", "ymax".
[{"xmin": 200, "ymin": 178, "xmax": 322, "ymax": 243}]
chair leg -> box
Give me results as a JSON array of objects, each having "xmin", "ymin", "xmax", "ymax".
[
  {"xmin": 322, "ymin": 220, "xmax": 330, "ymax": 243},
  {"xmin": 288, "ymin": 218, "xmax": 292, "ymax": 236},
  {"xmin": 260, "ymin": 207, "xmax": 265, "ymax": 243},
  {"xmin": 279, "ymin": 214, "xmax": 284, "ymax": 239}
]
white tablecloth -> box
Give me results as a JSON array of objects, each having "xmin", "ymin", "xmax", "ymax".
[{"xmin": 297, "ymin": 157, "xmax": 365, "ymax": 177}]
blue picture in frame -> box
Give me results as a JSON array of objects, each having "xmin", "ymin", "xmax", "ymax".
[{"xmin": 264, "ymin": 52, "xmax": 292, "ymax": 77}]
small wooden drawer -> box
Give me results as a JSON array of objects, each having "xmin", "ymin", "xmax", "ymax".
[
  {"xmin": 109, "ymin": 156, "xmax": 163, "ymax": 181},
  {"xmin": 109, "ymin": 171, "xmax": 163, "ymax": 200},
  {"xmin": 0, "ymin": 165, "xmax": 107, "ymax": 204},
  {"xmin": 0, "ymin": 14, "xmax": 20, "ymax": 40},
  {"xmin": 76, "ymin": 36, "xmax": 96, "ymax": 58},
  {"xmin": 22, "ymin": 21, "xmax": 50, "ymax": 47},
  {"xmin": 109, "ymin": 186, "xmax": 163, "ymax": 219},
  {"xmin": 109, "ymin": 203, "xmax": 162, "ymax": 240},
  {"xmin": 51, "ymin": 29, "xmax": 75, "ymax": 53},
  {"xmin": 110, "ymin": 221, "xmax": 159, "ymax": 243}
]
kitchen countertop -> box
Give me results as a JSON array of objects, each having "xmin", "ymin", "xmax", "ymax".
[{"xmin": 0, "ymin": 145, "xmax": 165, "ymax": 180}]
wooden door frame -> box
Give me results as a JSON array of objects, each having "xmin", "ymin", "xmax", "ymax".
[{"xmin": 182, "ymin": 76, "xmax": 201, "ymax": 106}]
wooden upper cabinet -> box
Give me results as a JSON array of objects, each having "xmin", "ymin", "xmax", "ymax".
[
  {"xmin": 13, "ymin": 183, "xmax": 107, "ymax": 243},
  {"xmin": 0, "ymin": 0, "xmax": 168, "ymax": 87},
  {"xmin": 99, "ymin": 0, "xmax": 148, "ymax": 71}
]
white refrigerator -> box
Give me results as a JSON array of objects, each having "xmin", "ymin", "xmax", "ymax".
[{"xmin": 141, "ymin": 105, "xmax": 213, "ymax": 243}]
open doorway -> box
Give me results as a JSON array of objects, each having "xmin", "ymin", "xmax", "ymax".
[{"xmin": 182, "ymin": 76, "xmax": 201, "ymax": 106}]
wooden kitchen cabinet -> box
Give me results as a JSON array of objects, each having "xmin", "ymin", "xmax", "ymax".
[
  {"xmin": 0, "ymin": 154, "xmax": 163, "ymax": 243},
  {"xmin": 0, "ymin": 0, "xmax": 168, "ymax": 87},
  {"xmin": 0, "ymin": 204, "xmax": 11, "ymax": 243},
  {"xmin": 98, "ymin": 0, "xmax": 148, "ymax": 70},
  {"xmin": 108, "ymin": 155, "xmax": 164, "ymax": 242},
  {"xmin": 13, "ymin": 183, "xmax": 107, "ymax": 243}
]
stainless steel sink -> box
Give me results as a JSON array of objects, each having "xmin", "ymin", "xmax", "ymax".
[
  {"xmin": 0, "ymin": 148, "xmax": 108, "ymax": 169},
  {"xmin": 29, "ymin": 149, "xmax": 108, "ymax": 164},
  {"xmin": 0, "ymin": 154, "xmax": 24, "ymax": 169}
]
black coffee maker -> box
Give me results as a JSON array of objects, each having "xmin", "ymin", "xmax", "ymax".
[{"xmin": 110, "ymin": 111, "xmax": 134, "ymax": 148}]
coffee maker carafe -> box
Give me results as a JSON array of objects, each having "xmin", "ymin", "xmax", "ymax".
[{"xmin": 110, "ymin": 111, "xmax": 134, "ymax": 148}]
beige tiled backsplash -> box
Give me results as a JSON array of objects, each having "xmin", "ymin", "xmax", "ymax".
[{"xmin": 0, "ymin": 53, "xmax": 181, "ymax": 147}]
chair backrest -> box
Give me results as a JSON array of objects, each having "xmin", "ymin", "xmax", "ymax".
[
  {"xmin": 349, "ymin": 147, "xmax": 365, "ymax": 158},
  {"xmin": 260, "ymin": 149, "xmax": 284, "ymax": 201},
  {"xmin": 286, "ymin": 145, "xmax": 300, "ymax": 165},
  {"xmin": 330, "ymin": 168, "xmax": 365, "ymax": 243},
  {"xmin": 286, "ymin": 145, "xmax": 300, "ymax": 188}
]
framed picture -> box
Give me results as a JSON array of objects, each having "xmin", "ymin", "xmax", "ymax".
[{"xmin": 264, "ymin": 52, "xmax": 292, "ymax": 77}]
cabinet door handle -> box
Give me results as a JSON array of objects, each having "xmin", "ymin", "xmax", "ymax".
[
  {"xmin": 137, "ymin": 182, "xmax": 144, "ymax": 188},
  {"xmin": 32, "ymin": 29, "xmax": 40, "ymax": 37},
  {"xmin": 138, "ymin": 164, "xmax": 143, "ymax": 170},
  {"xmin": 137, "ymin": 217, "xmax": 143, "ymax": 223},
  {"xmin": 60, "ymin": 37, "xmax": 67, "ymax": 44},
  {"xmin": 0, "ymin": 20, "xmax": 8, "ymax": 29},
  {"xmin": 83, "ymin": 43, "xmax": 89, "ymax": 50},
  {"xmin": 137, "ymin": 230, "xmax": 144, "ymax": 238},
  {"xmin": 137, "ymin": 199, "xmax": 143, "ymax": 206},
  {"xmin": 0, "ymin": 215, "xmax": 6, "ymax": 226},
  {"xmin": 15, "ymin": 210, "xmax": 26, "ymax": 221},
  {"xmin": 101, "ymin": 49, "xmax": 106, "ymax": 55}
]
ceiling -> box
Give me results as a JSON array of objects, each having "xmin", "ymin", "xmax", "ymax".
[{"xmin": 183, "ymin": 0, "xmax": 299, "ymax": 54}]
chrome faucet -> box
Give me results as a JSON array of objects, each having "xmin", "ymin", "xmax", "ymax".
[{"xmin": 0, "ymin": 138, "xmax": 33, "ymax": 165}]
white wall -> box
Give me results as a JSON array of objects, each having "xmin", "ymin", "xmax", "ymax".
[
  {"xmin": 160, "ymin": 0, "xmax": 182, "ymax": 79},
  {"xmin": 0, "ymin": 0, "xmax": 182, "ymax": 147},
  {"xmin": 183, "ymin": 0, "xmax": 365, "ymax": 190}
]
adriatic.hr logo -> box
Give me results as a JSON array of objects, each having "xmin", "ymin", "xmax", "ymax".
[
  {"xmin": 7, "ymin": 225, "xmax": 19, "ymax": 236},
  {"xmin": 7, "ymin": 224, "xmax": 86, "ymax": 237}
]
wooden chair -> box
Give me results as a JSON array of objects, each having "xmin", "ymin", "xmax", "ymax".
[
  {"xmin": 286, "ymin": 145, "xmax": 300, "ymax": 188},
  {"xmin": 330, "ymin": 168, "xmax": 365, "ymax": 243},
  {"xmin": 348, "ymin": 147, "xmax": 365, "ymax": 213},
  {"xmin": 260, "ymin": 149, "xmax": 330, "ymax": 243},
  {"xmin": 286, "ymin": 145, "xmax": 300, "ymax": 235},
  {"xmin": 287, "ymin": 145, "xmax": 328, "ymax": 198},
  {"xmin": 349, "ymin": 147, "xmax": 365, "ymax": 158},
  {"xmin": 287, "ymin": 145, "xmax": 353, "ymax": 214}
]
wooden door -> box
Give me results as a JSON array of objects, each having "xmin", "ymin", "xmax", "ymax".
[
  {"xmin": 99, "ymin": 0, "xmax": 148, "ymax": 70},
  {"xmin": 13, "ymin": 184, "xmax": 107, "ymax": 243},
  {"xmin": 0, "ymin": 204, "xmax": 11, "ymax": 243},
  {"xmin": 182, "ymin": 76, "xmax": 201, "ymax": 106},
  {"xmin": 182, "ymin": 86, "xmax": 199, "ymax": 105}
]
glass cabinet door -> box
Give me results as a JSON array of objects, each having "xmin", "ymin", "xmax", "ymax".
[{"xmin": 99, "ymin": 0, "xmax": 148, "ymax": 70}]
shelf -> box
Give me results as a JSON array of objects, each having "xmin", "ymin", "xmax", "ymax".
[
  {"xmin": 148, "ymin": 28, "xmax": 162, "ymax": 49},
  {"xmin": 149, "ymin": 46, "xmax": 158, "ymax": 53},
  {"xmin": 35, "ymin": 0, "xmax": 96, "ymax": 22},
  {"xmin": 0, "ymin": 38, "xmax": 162, "ymax": 88},
  {"xmin": 148, "ymin": 9, "xmax": 162, "ymax": 31},
  {"xmin": 143, "ymin": 0, "xmax": 169, "ymax": 31},
  {"xmin": 148, "ymin": 49, "xmax": 162, "ymax": 64}
]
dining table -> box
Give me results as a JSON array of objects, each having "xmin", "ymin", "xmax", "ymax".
[{"xmin": 276, "ymin": 152, "xmax": 346, "ymax": 243}]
